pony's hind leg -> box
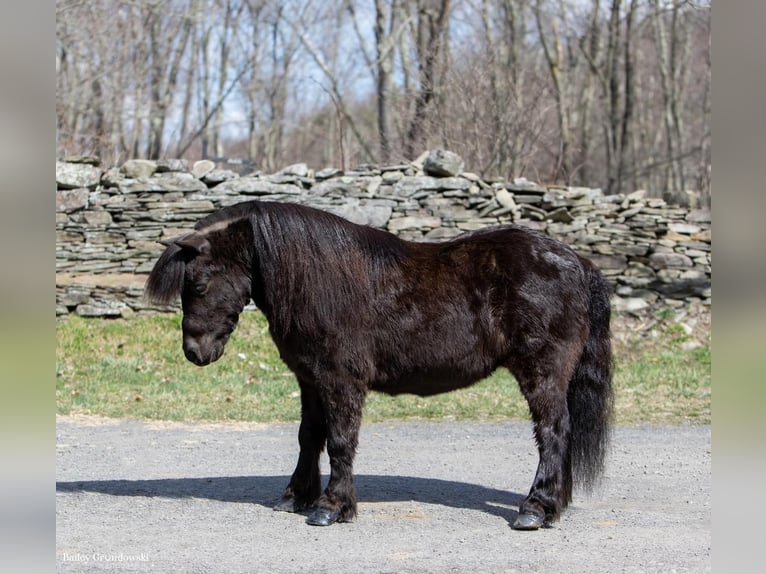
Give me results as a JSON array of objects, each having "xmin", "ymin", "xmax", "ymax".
[
  {"xmin": 510, "ymin": 358, "xmax": 576, "ymax": 530},
  {"xmin": 274, "ymin": 381, "xmax": 326, "ymax": 513}
]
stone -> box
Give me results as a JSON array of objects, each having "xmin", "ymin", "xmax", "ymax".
[
  {"xmin": 423, "ymin": 149, "xmax": 464, "ymax": 177},
  {"xmin": 149, "ymin": 200, "xmax": 215, "ymax": 211},
  {"xmin": 326, "ymin": 203, "xmax": 392, "ymax": 228},
  {"xmin": 652, "ymin": 271, "xmax": 710, "ymax": 298},
  {"xmin": 490, "ymin": 206, "xmax": 515, "ymax": 217},
  {"xmin": 611, "ymin": 296, "xmax": 650, "ymax": 314},
  {"xmin": 691, "ymin": 229, "xmax": 712, "ymax": 242},
  {"xmin": 588, "ymin": 254, "xmax": 628, "ymax": 271},
  {"xmin": 381, "ymin": 170, "xmax": 404, "ymax": 184},
  {"xmin": 56, "ymin": 161, "xmax": 102, "ymax": 190},
  {"xmin": 119, "ymin": 173, "xmax": 208, "ymax": 194},
  {"xmin": 126, "ymin": 229, "xmax": 161, "ymax": 240},
  {"xmin": 542, "ymin": 188, "xmax": 594, "ymax": 208},
  {"xmin": 366, "ymin": 176, "xmax": 382, "ymax": 196},
  {"xmin": 57, "ymin": 230, "xmax": 84, "ymax": 244},
  {"xmin": 101, "ymin": 167, "xmax": 125, "ymax": 187},
  {"xmin": 668, "ymin": 222, "xmax": 702, "ymax": 235},
  {"xmin": 437, "ymin": 177, "xmax": 474, "ymax": 191},
  {"xmin": 448, "ymin": 200, "xmax": 484, "ymax": 221},
  {"xmin": 215, "ymin": 177, "xmax": 301, "ymax": 196},
  {"xmin": 315, "ymin": 167, "xmax": 343, "ymax": 180},
  {"xmin": 424, "ymin": 227, "xmax": 462, "ymax": 240},
  {"xmin": 310, "ymin": 179, "xmax": 355, "ymax": 197},
  {"xmin": 546, "ymin": 207, "xmax": 574, "ymax": 223},
  {"xmin": 202, "ymin": 169, "xmax": 238, "ymax": 185},
  {"xmin": 457, "ymin": 220, "xmax": 495, "ymax": 231},
  {"xmin": 75, "ymin": 304, "xmax": 124, "ymax": 318},
  {"xmin": 663, "ymin": 230, "xmax": 693, "ymax": 243},
  {"xmin": 192, "ymin": 160, "xmax": 216, "ymax": 179},
  {"xmin": 511, "ymin": 177, "xmax": 544, "ymax": 189},
  {"xmin": 649, "ymin": 252, "xmax": 694, "ymax": 269},
  {"xmin": 279, "ymin": 163, "xmax": 310, "ymax": 178},
  {"xmin": 625, "ymin": 189, "xmax": 647, "ymax": 202},
  {"xmin": 83, "ymin": 231, "xmax": 122, "ymax": 245},
  {"xmin": 618, "ymin": 275, "xmax": 655, "ymax": 289},
  {"xmin": 56, "ymin": 188, "xmax": 90, "ymax": 213},
  {"xmin": 387, "ymin": 215, "xmax": 442, "ymax": 232},
  {"xmin": 514, "ymin": 195, "xmax": 544, "ymax": 204},
  {"xmin": 495, "ymin": 188, "xmax": 517, "ymax": 210},
  {"xmin": 599, "ymin": 194, "xmax": 625, "ymax": 204},
  {"xmin": 610, "ymin": 242, "xmax": 650, "ymax": 256},
  {"xmin": 59, "ymin": 287, "xmax": 91, "ymax": 307},
  {"xmin": 63, "ymin": 155, "xmax": 101, "ymax": 166},
  {"xmin": 161, "ymin": 227, "xmax": 194, "ymax": 240},
  {"xmin": 393, "ymin": 176, "xmax": 441, "ymax": 197},
  {"xmin": 82, "ymin": 210, "xmax": 113, "ymax": 226},
  {"xmin": 686, "ymin": 209, "xmax": 712, "ymax": 223},
  {"xmin": 127, "ymin": 240, "xmax": 161, "ymax": 252},
  {"xmin": 121, "ymin": 159, "xmax": 157, "ymax": 179},
  {"xmin": 519, "ymin": 205, "xmax": 546, "ymax": 220},
  {"xmin": 155, "ymin": 159, "xmax": 189, "ymax": 173},
  {"xmin": 620, "ymin": 205, "xmax": 645, "ymax": 219}
]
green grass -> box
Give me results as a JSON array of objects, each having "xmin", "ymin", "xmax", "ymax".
[{"xmin": 56, "ymin": 309, "xmax": 710, "ymax": 425}]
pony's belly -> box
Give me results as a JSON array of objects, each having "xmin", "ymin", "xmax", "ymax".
[{"xmin": 370, "ymin": 367, "xmax": 493, "ymax": 397}]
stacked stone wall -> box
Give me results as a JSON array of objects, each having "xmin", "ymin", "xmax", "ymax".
[{"xmin": 56, "ymin": 152, "xmax": 711, "ymax": 317}]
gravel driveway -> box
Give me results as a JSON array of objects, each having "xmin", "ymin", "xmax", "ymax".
[{"xmin": 56, "ymin": 416, "xmax": 710, "ymax": 573}]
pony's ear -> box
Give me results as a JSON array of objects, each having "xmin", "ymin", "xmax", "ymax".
[{"xmin": 166, "ymin": 232, "xmax": 211, "ymax": 255}]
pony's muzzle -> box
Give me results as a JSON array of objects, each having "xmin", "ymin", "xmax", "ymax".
[{"xmin": 183, "ymin": 337, "xmax": 221, "ymax": 366}]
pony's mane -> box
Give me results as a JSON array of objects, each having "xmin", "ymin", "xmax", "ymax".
[
  {"xmin": 144, "ymin": 200, "xmax": 409, "ymax": 313},
  {"xmin": 194, "ymin": 201, "xmax": 258, "ymax": 231},
  {"xmin": 246, "ymin": 201, "xmax": 409, "ymax": 335},
  {"xmin": 144, "ymin": 241, "xmax": 188, "ymax": 305}
]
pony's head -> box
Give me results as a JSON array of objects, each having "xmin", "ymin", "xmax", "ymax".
[{"xmin": 145, "ymin": 224, "xmax": 252, "ymax": 366}]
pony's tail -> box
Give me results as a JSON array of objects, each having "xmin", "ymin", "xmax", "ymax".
[{"xmin": 567, "ymin": 261, "xmax": 614, "ymax": 492}]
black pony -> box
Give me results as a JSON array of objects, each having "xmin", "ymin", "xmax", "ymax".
[{"xmin": 145, "ymin": 200, "xmax": 613, "ymax": 530}]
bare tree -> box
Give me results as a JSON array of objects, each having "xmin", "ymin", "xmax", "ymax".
[
  {"xmin": 55, "ymin": 0, "xmax": 710, "ymax": 198},
  {"xmin": 574, "ymin": 0, "xmax": 601, "ymax": 185},
  {"xmin": 403, "ymin": 0, "xmax": 452, "ymax": 159},
  {"xmin": 650, "ymin": 0, "xmax": 688, "ymax": 192},
  {"xmin": 145, "ymin": 1, "xmax": 194, "ymax": 159},
  {"xmin": 373, "ymin": 0, "xmax": 398, "ymax": 163},
  {"xmin": 534, "ymin": 0, "xmax": 575, "ymax": 183},
  {"xmin": 287, "ymin": 1, "xmax": 374, "ymax": 168}
]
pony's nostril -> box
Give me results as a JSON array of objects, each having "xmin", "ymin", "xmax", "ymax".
[{"xmin": 183, "ymin": 341, "xmax": 204, "ymax": 365}]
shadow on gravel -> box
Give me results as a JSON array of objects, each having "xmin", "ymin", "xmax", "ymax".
[{"xmin": 56, "ymin": 475, "xmax": 525, "ymax": 526}]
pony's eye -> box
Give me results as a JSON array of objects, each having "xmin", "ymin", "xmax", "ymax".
[{"xmin": 194, "ymin": 283, "xmax": 208, "ymax": 296}]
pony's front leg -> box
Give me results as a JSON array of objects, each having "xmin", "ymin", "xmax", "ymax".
[
  {"xmin": 274, "ymin": 381, "xmax": 326, "ymax": 513},
  {"xmin": 306, "ymin": 380, "xmax": 366, "ymax": 526}
]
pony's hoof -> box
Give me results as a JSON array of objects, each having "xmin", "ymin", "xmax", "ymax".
[
  {"xmin": 274, "ymin": 498, "xmax": 302, "ymax": 513},
  {"xmin": 306, "ymin": 508, "xmax": 340, "ymax": 526},
  {"xmin": 512, "ymin": 513, "xmax": 545, "ymax": 530}
]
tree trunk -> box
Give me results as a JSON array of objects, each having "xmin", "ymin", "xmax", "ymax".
[
  {"xmin": 616, "ymin": 0, "xmax": 638, "ymax": 192},
  {"xmin": 575, "ymin": 0, "xmax": 601, "ymax": 186},
  {"xmin": 535, "ymin": 0, "xmax": 572, "ymax": 184},
  {"xmin": 374, "ymin": 0, "xmax": 398, "ymax": 164},
  {"xmin": 403, "ymin": 0, "xmax": 451, "ymax": 159}
]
